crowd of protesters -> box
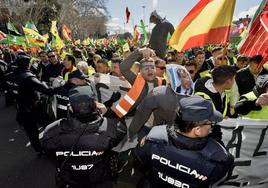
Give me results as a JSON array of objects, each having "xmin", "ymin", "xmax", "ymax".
[{"xmin": 0, "ymin": 11, "xmax": 268, "ymax": 188}]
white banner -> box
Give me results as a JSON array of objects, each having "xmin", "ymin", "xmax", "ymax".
[
  {"xmin": 89, "ymin": 74, "xmax": 131, "ymax": 108},
  {"xmin": 218, "ymin": 118, "xmax": 268, "ymax": 188}
]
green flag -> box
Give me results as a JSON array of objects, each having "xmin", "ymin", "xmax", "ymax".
[
  {"xmin": 140, "ymin": 19, "xmax": 148, "ymax": 45},
  {"xmin": 0, "ymin": 34, "xmax": 25, "ymax": 45},
  {"xmin": 7, "ymin": 22, "xmax": 21, "ymax": 35},
  {"xmin": 25, "ymin": 21, "xmax": 38, "ymax": 32}
]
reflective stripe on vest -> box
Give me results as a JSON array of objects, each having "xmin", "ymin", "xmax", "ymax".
[
  {"xmin": 57, "ymin": 104, "xmax": 68, "ymax": 110},
  {"xmin": 241, "ymin": 91, "xmax": 268, "ymax": 120},
  {"xmin": 195, "ymin": 91, "xmax": 229, "ymax": 117},
  {"xmin": 199, "ymin": 70, "xmax": 210, "ymax": 78},
  {"xmin": 113, "ymin": 74, "xmax": 146, "ymax": 118},
  {"xmin": 113, "ymin": 74, "xmax": 163, "ymax": 118}
]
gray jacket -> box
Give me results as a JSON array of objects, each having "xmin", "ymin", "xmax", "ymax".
[{"xmin": 128, "ymin": 85, "xmax": 186, "ymax": 139}]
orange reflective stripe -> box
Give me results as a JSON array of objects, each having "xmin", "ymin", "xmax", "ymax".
[{"xmin": 113, "ymin": 74, "xmax": 146, "ymax": 118}]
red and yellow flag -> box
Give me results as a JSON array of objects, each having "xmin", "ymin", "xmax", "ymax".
[
  {"xmin": 170, "ymin": 0, "xmax": 236, "ymax": 51},
  {"xmin": 62, "ymin": 24, "xmax": 72, "ymax": 41},
  {"xmin": 238, "ymin": 0, "xmax": 268, "ymax": 65}
]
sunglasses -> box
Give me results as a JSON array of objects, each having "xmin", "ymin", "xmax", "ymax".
[
  {"xmin": 156, "ymin": 66, "xmax": 166, "ymax": 70},
  {"xmin": 48, "ymin": 55, "xmax": 56, "ymax": 58}
]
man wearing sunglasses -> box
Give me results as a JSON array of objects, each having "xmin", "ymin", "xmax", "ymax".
[
  {"xmin": 155, "ymin": 57, "xmax": 166, "ymax": 78},
  {"xmin": 44, "ymin": 50, "xmax": 64, "ymax": 83},
  {"xmin": 135, "ymin": 96, "xmax": 234, "ymax": 188}
]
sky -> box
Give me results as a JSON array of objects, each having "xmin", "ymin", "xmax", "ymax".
[{"xmin": 106, "ymin": 0, "xmax": 263, "ymax": 34}]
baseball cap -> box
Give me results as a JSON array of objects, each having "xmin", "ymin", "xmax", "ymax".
[
  {"xmin": 178, "ymin": 96, "xmax": 223, "ymax": 123},
  {"xmin": 68, "ymin": 85, "xmax": 96, "ymax": 115},
  {"xmin": 68, "ymin": 69, "xmax": 88, "ymax": 80}
]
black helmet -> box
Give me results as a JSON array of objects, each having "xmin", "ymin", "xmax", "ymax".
[
  {"xmin": 16, "ymin": 54, "xmax": 31, "ymax": 69},
  {"xmin": 68, "ymin": 85, "xmax": 97, "ymax": 122},
  {"xmin": 253, "ymin": 74, "xmax": 268, "ymax": 97}
]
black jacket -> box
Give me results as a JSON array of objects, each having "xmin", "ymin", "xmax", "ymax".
[
  {"xmin": 44, "ymin": 62, "xmax": 64, "ymax": 82},
  {"xmin": 41, "ymin": 116, "xmax": 127, "ymax": 187},
  {"xmin": 135, "ymin": 125, "xmax": 234, "ymax": 188},
  {"xmin": 6, "ymin": 69, "xmax": 54, "ymax": 111},
  {"xmin": 236, "ymin": 67, "xmax": 256, "ymax": 95}
]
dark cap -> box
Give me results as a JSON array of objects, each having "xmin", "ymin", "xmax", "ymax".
[
  {"xmin": 249, "ymin": 55, "xmax": 263, "ymax": 64},
  {"xmin": 178, "ymin": 96, "xmax": 223, "ymax": 123},
  {"xmin": 68, "ymin": 85, "xmax": 96, "ymax": 114},
  {"xmin": 68, "ymin": 69, "xmax": 88, "ymax": 80}
]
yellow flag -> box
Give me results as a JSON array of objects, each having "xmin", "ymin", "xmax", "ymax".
[
  {"xmin": 123, "ymin": 42, "xmax": 130, "ymax": 52},
  {"xmin": 23, "ymin": 27, "xmax": 47, "ymax": 47},
  {"xmin": 50, "ymin": 21, "xmax": 65, "ymax": 49}
]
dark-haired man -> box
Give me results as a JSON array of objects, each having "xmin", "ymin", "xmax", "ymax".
[
  {"xmin": 135, "ymin": 96, "xmax": 234, "ymax": 188},
  {"xmin": 61, "ymin": 54, "xmax": 77, "ymax": 80},
  {"xmin": 195, "ymin": 65, "xmax": 237, "ymax": 117},
  {"xmin": 236, "ymin": 55, "xmax": 263, "ymax": 95},
  {"xmin": 149, "ymin": 11, "xmax": 174, "ymax": 59},
  {"xmin": 45, "ymin": 50, "xmax": 64, "ymax": 83}
]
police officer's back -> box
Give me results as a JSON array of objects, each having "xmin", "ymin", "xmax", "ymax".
[
  {"xmin": 135, "ymin": 96, "xmax": 234, "ymax": 188},
  {"xmin": 42, "ymin": 86, "xmax": 127, "ymax": 188},
  {"xmin": 5, "ymin": 54, "xmax": 55, "ymax": 153}
]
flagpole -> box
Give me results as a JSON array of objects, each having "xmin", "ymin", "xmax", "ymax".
[{"xmin": 6, "ymin": 16, "xmax": 13, "ymax": 63}]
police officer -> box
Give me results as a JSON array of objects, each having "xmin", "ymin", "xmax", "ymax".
[
  {"xmin": 135, "ymin": 96, "xmax": 234, "ymax": 188},
  {"xmin": 41, "ymin": 86, "xmax": 127, "ymax": 188},
  {"xmin": 5, "ymin": 54, "xmax": 55, "ymax": 153},
  {"xmin": 54, "ymin": 69, "xmax": 91, "ymax": 119}
]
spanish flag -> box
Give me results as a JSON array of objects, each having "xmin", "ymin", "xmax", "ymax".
[{"xmin": 170, "ymin": 0, "xmax": 236, "ymax": 51}]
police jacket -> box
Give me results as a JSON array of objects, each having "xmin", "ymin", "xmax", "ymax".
[
  {"xmin": 53, "ymin": 82, "xmax": 73, "ymax": 119},
  {"xmin": 135, "ymin": 125, "xmax": 234, "ymax": 188},
  {"xmin": 41, "ymin": 115, "xmax": 127, "ymax": 187},
  {"xmin": 6, "ymin": 68, "xmax": 54, "ymax": 111}
]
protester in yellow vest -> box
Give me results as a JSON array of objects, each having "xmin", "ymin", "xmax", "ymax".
[
  {"xmin": 113, "ymin": 47, "xmax": 165, "ymax": 118},
  {"xmin": 235, "ymin": 74, "xmax": 268, "ymax": 120},
  {"xmin": 61, "ymin": 54, "xmax": 77, "ymax": 80},
  {"xmin": 194, "ymin": 65, "xmax": 237, "ymax": 118}
]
